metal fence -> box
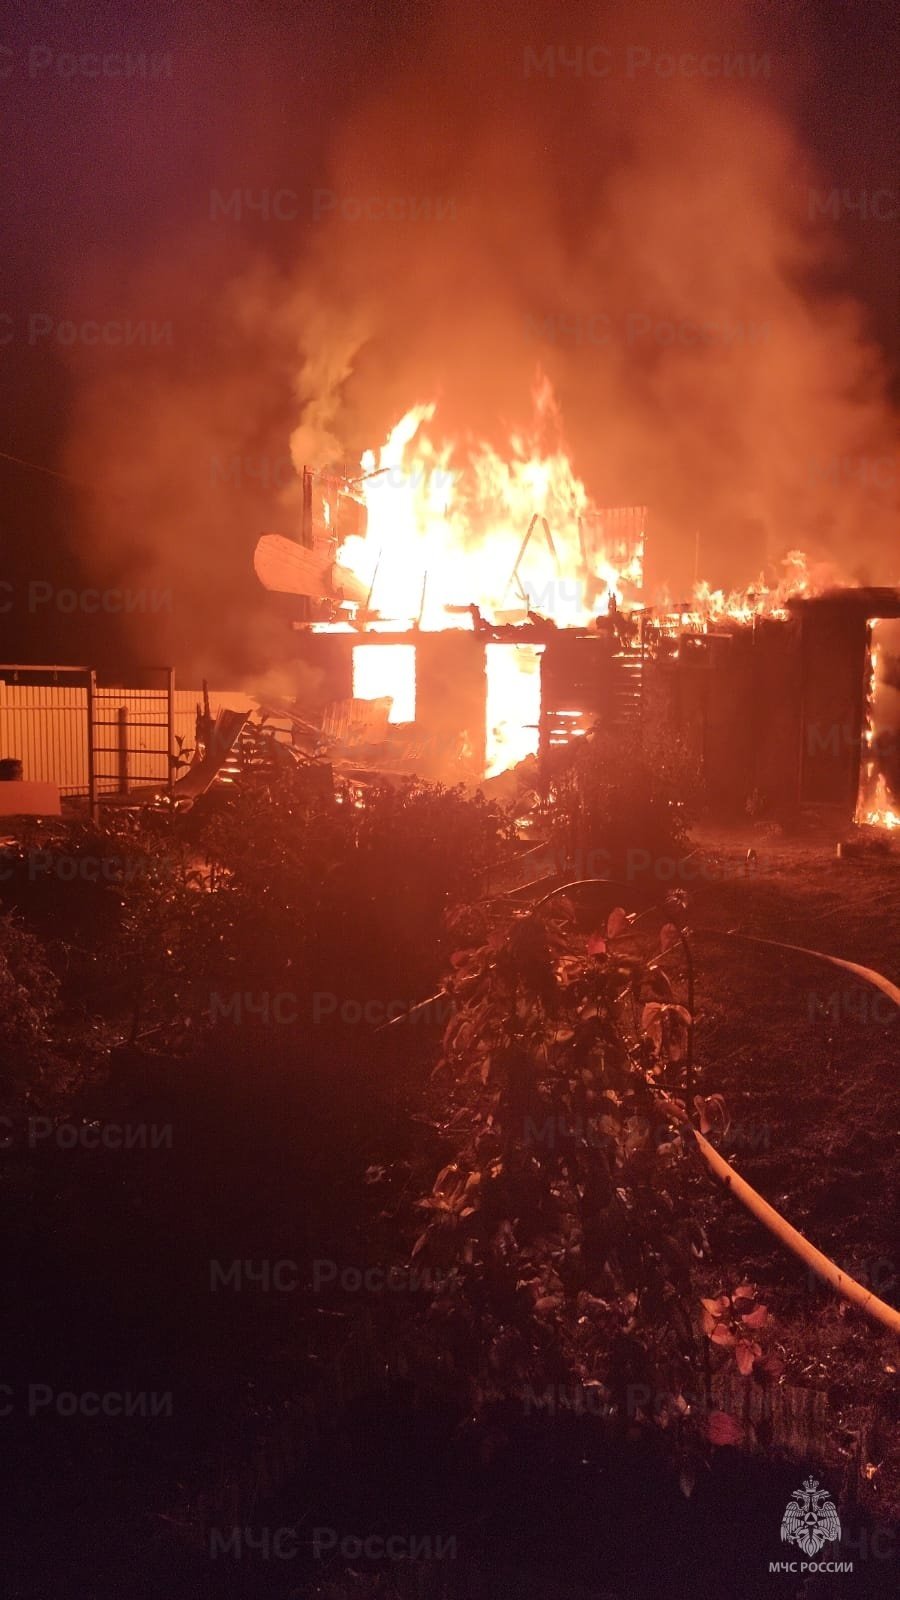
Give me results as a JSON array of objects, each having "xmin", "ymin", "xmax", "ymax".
[
  {"xmin": 0, "ymin": 668, "xmax": 255, "ymax": 808},
  {"xmin": 0, "ymin": 676, "xmax": 90, "ymax": 796}
]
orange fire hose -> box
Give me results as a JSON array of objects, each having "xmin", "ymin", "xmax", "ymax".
[
  {"xmin": 382, "ymin": 901, "xmax": 900, "ymax": 1333},
  {"xmin": 693, "ymin": 927, "xmax": 900, "ymax": 1010},
  {"xmin": 692, "ymin": 1128, "xmax": 900, "ymax": 1335},
  {"xmin": 691, "ymin": 927, "xmax": 900, "ymax": 1335}
]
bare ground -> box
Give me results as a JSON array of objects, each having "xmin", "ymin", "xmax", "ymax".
[{"xmin": 679, "ymin": 827, "xmax": 899, "ymax": 1520}]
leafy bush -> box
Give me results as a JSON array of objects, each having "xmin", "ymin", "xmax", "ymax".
[
  {"xmin": 0, "ymin": 911, "xmax": 60, "ymax": 1091},
  {"xmin": 194, "ymin": 773, "xmax": 515, "ymax": 1006},
  {"xmin": 408, "ymin": 891, "xmax": 704, "ymax": 1412},
  {"xmin": 566, "ymin": 727, "xmax": 695, "ymax": 881},
  {"xmin": 0, "ymin": 777, "xmax": 516, "ymax": 1047}
]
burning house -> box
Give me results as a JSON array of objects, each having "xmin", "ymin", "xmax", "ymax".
[{"xmin": 253, "ymin": 394, "xmax": 899, "ymax": 831}]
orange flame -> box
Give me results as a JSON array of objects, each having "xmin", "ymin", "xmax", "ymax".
[
  {"xmin": 681, "ymin": 550, "xmax": 818, "ymax": 627},
  {"xmin": 331, "ymin": 379, "xmax": 643, "ymax": 631},
  {"xmin": 860, "ymin": 772, "xmax": 900, "ymax": 829},
  {"xmin": 304, "ymin": 385, "xmax": 888, "ymax": 783},
  {"xmin": 856, "ymin": 641, "xmax": 900, "ymax": 829}
]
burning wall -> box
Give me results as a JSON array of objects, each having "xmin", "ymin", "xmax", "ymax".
[
  {"xmin": 858, "ymin": 616, "xmax": 900, "ymax": 828},
  {"xmin": 290, "ymin": 586, "xmax": 900, "ymax": 827},
  {"xmin": 252, "ymin": 379, "xmax": 898, "ymax": 811},
  {"xmin": 662, "ymin": 590, "xmax": 900, "ymax": 822}
]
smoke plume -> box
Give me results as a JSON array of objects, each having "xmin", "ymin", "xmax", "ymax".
[{"xmin": 62, "ymin": 0, "xmax": 898, "ymax": 675}]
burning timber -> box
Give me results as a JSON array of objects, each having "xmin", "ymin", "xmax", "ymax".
[
  {"xmin": 248, "ymin": 578, "xmax": 900, "ymax": 831},
  {"xmin": 250, "ymin": 400, "xmax": 899, "ymax": 825}
]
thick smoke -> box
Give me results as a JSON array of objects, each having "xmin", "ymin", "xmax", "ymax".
[{"xmin": 63, "ymin": 0, "xmax": 898, "ymax": 674}]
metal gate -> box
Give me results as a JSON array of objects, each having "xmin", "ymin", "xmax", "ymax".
[{"xmin": 90, "ymin": 672, "xmax": 175, "ymax": 801}]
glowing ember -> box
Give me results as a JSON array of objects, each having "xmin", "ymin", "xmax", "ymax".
[{"xmin": 859, "ymin": 772, "xmax": 900, "ymax": 829}]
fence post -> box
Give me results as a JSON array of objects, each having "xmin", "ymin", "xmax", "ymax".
[
  {"xmin": 117, "ymin": 705, "xmax": 128, "ymax": 794},
  {"xmin": 166, "ymin": 667, "xmax": 175, "ymax": 795},
  {"xmin": 86, "ymin": 670, "xmax": 97, "ymax": 820}
]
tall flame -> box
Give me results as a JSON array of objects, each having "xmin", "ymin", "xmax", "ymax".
[
  {"xmin": 304, "ymin": 384, "xmax": 893, "ymax": 786},
  {"xmin": 856, "ymin": 638, "xmax": 900, "ymax": 829},
  {"xmin": 332, "ymin": 379, "xmax": 643, "ymax": 631}
]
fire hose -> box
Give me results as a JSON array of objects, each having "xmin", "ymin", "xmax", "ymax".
[
  {"xmin": 694, "ymin": 1126, "xmax": 900, "ymax": 1334},
  {"xmin": 380, "ymin": 883, "xmax": 900, "ymax": 1335},
  {"xmin": 690, "ymin": 927, "xmax": 900, "ymax": 1336}
]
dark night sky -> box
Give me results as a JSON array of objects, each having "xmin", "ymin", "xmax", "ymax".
[{"xmin": 0, "ymin": 0, "xmax": 897, "ymax": 673}]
